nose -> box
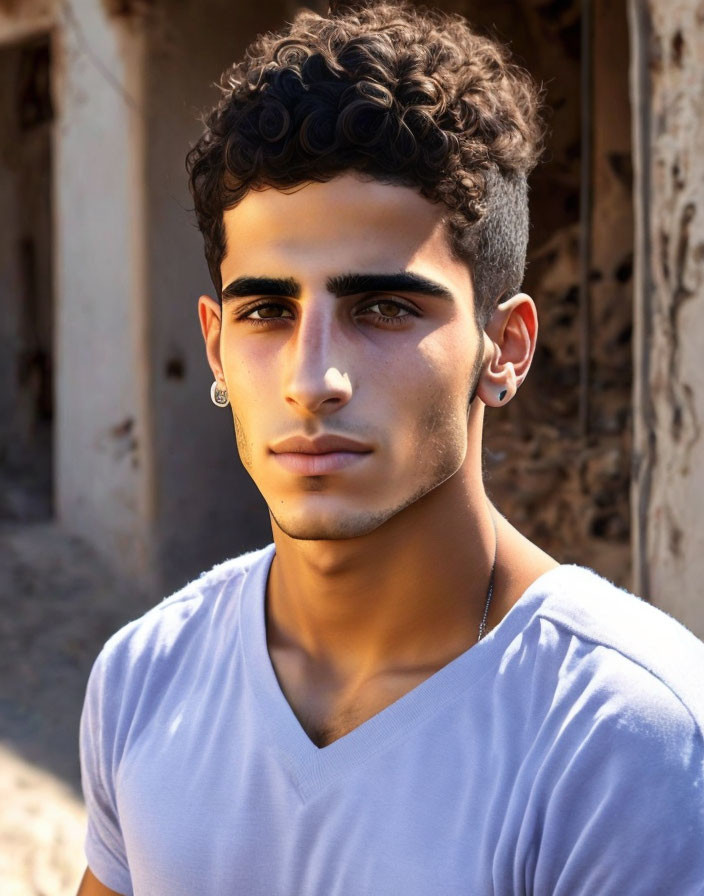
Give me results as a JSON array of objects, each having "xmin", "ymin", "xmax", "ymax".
[{"xmin": 284, "ymin": 303, "xmax": 353, "ymax": 416}]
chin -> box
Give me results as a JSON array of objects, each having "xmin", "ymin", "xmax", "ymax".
[
  {"xmin": 268, "ymin": 505, "xmax": 393, "ymax": 541},
  {"xmin": 264, "ymin": 463, "xmax": 460, "ymax": 541}
]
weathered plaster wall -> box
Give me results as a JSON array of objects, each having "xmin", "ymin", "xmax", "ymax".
[
  {"xmin": 53, "ymin": 0, "xmax": 154, "ymax": 583},
  {"xmin": 630, "ymin": 0, "xmax": 704, "ymax": 637}
]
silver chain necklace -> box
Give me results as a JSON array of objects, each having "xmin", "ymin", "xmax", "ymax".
[{"xmin": 477, "ymin": 521, "xmax": 498, "ymax": 642}]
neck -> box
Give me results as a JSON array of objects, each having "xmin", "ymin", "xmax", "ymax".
[{"xmin": 266, "ymin": 459, "xmax": 497, "ymax": 683}]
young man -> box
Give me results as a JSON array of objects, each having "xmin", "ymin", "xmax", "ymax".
[{"xmin": 78, "ymin": 3, "xmax": 704, "ymax": 894}]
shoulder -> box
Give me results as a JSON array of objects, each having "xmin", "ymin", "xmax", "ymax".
[
  {"xmin": 524, "ymin": 564, "xmax": 704, "ymax": 740},
  {"xmin": 88, "ymin": 543, "xmax": 274, "ymax": 690},
  {"xmin": 80, "ymin": 543, "xmax": 275, "ymax": 812},
  {"xmin": 512, "ymin": 567, "xmax": 704, "ymax": 891}
]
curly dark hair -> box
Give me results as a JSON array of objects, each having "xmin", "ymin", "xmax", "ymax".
[{"xmin": 186, "ymin": 0, "xmax": 543, "ymax": 326}]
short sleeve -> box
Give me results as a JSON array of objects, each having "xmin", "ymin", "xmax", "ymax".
[
  {"xmin": 530, "ymin": 681, "xmax": 704, "ymax": 895},
  {"xmin": 79, "ymin": 649, "xmax": 134, "ymax": 896}
]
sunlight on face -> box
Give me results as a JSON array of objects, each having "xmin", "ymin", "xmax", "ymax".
[{"xmin": 216, "ymin": 173, "xmax": 484, "ymax": 540}]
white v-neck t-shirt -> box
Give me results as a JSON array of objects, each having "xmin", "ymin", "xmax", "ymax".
[{"xmin": 80, "ymin": 543, "xmax": 704, "ymax": 895}]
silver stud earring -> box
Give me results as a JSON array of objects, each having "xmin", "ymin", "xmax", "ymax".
[{"xmin": 210, "ymin": 381, "xmax": 229, "ymax": 408}]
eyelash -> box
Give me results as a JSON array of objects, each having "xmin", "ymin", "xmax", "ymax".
[{"xmin": 235, "ymin": 298, "xmax": 419, "ymax": 329}]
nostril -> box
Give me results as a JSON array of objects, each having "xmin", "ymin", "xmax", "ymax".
[{"xmin": 284, "ymin": 365, "xmax": 353, "ymax": 412}]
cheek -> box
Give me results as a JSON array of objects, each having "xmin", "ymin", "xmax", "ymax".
[
  {"xmin": 220, "ymin": 330, "xmax": 267, "ymax": 385},
  {"xmin": 406, "ymin": 344, "xmax": 475, "ymax": 462},
  {"xmin": 418, "ymin": 386, "xmax": 467, "ymax": 459},
  {"xmin": 220, "ymin": 348, "xmax": 261, "ymax": 470},
  {"xmin": 222, "ymin": 344, "xmax": 267, "ymax": 415}
]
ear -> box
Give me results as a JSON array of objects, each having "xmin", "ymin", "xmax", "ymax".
[
  {"xmin": 198, "ymin": 295, "xmax": 225, "ymax": 384},
  {"xmin": 475, "ymin": 293, "xmax": 538, "ymax": 408}
]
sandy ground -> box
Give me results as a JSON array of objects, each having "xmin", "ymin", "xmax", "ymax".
[
  {"xmin": 0, "ymin": 743, "xmax": 86, "ymax": 896},
  {"xmin": 0, "ymin": 512, "xmax": 153, "ymax": 896}
]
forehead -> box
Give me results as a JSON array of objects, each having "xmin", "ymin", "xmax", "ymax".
[{"xmin": 220, "ymin": 173, "xmax": 471, "ymax": 293}]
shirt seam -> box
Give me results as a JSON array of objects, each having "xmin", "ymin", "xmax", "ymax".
[
  {"xmin": 536, "ymin": 610, "xmax": 704, "ymax": 739},
  {"xmin": 144, "ymin": 559, "xmax": 256, "ymax": 616}
]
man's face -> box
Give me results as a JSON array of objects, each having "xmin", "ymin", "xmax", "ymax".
[{"xmin": 205, "ymin": 173, "xmax": 487, "ymax": 540}]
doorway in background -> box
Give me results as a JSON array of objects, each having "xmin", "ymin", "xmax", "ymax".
[{"xmin": 0, "ymin": 34, "xmax": 54, "ymax": 522}]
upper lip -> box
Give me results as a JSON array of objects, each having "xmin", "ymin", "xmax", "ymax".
[{"xmin": 270, "ymin": 434, "xmax": 373, "ymax": 455}]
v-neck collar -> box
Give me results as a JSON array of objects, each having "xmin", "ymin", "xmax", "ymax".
[{"xmin": 238, "ymin": 543, "xmax": 562, "ymax": 801}]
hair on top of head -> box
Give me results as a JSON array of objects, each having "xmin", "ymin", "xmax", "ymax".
[{"xmin": 186, "ymin": 0, "xmax": 544, "ymax": 326}]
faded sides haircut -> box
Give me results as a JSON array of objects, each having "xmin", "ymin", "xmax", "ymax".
[{"xmin": 186, "ymin": 1, "xmax": 544, "ymax": 327}]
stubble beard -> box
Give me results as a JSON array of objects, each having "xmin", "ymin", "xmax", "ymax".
[{"xmin": 267, "ymin": 453, "xmax": 460, "ymax": 541}]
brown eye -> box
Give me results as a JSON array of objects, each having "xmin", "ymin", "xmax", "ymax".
[
  {"xmin": 361, "ymin": 299, "xmax": 415, "ymax": 323},
  {"xmin": 247, "ymin": 303, "xmax": 293, "ymax": 320},
  {"xmin": 377, "ymin": 301, "xmax": 404, "ymax": 317}
]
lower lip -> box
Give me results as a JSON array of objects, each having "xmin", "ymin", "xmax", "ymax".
[{"xmin": 271, "ymin": 451, "xmax": 371, "ymax": 475}]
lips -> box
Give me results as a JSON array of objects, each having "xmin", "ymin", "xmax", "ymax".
[
  {"xmin": 269, "ymin": 434, "xmax": 373, "ymax": 476},
  {"xmin": 269, "ymin": 434, "xmax": 373, "ymax": 455}
]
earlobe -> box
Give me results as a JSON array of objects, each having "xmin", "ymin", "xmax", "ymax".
[
  {"xmin": 476, "ymin": 351, "xmax": 518, "ymax": 407},
  {"xmin": 475, "ymin": 293, "xmax": 538, "ymax": 408}
]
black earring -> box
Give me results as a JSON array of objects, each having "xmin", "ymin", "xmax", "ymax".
[{"xmin": 499, "ymin": 389, "xmax": 507, "ymax": 402}]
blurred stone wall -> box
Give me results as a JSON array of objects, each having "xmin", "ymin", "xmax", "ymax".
[{"xmin": 463, "ymin": 0, "xmax": 634, "ymax": 588}]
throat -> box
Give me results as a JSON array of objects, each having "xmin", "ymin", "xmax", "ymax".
[{"xmin": 269, "ymin": 645, "xmax": 443, "ymax": 748}]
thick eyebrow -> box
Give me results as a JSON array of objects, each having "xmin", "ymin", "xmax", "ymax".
[
  {"xmin": 221, "ymin": 276, "xmax": 300, "ymax": 301},
  {"xmin": 221, "ymin": 271, "xmax": 454, "ymax": 302},
  {"xmin": 327, "ymin": 272, "xmax": 454, "ymax": 300}
]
